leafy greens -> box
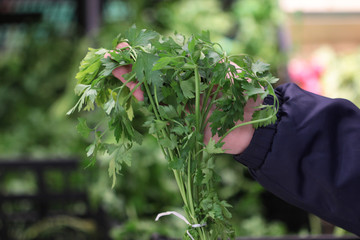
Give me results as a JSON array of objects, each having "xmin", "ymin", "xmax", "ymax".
[{"xmin": 68, "ymin": 26, "xmax": 279, "ymax": 240}]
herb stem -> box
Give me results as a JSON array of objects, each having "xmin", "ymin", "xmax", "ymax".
[
  {"xmin": 201, "ymin": 84, "xmax": 220, "ymax": 132},
  {"xmin": 143, "ymin": 73, "xmax": 195, "ymax": 229},
  {"xmin": 194, "ymin": 67, "xmax": 201, "ymax": 134},
  {"xmin": 143, "ymin": 78, "xmax": 161, "ymax": 121},
  {"xmin": 187, "ymin": 156, "xmax": 196, "ymax": 218}
]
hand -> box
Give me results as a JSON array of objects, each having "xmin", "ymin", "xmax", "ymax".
[
  {"xmin": 203, "ymin": 96, "xmax": 261, "ymax": 155},
  {"xmin": 106, "ymin": 42, "xmax": 144, "ymax": 101},
  {"xmin": 108, "ymin": 44, "xmax": 260, "ymax": 155},
  {"xmin": 203, "ymin": 61, "xmax": 262, "ymax": 155}
]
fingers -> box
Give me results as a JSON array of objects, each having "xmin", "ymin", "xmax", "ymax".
[
  {"xmin": 226, "ymin": 60, "xmax": 242, "ymax": 83},
  {"xmin": 116, "ymin": 42, "xmax": 130, "ymax": 49},
  {"xmin": 104, "ymin": 42, "xmax": 144, "ymax": 102},
  {"xmin": 112, "ymin": 66, "xmax": 144, "ymax": 101},
  {"xmin": 112, "ymin": 64, "xmax": 132, "ymax": 83},
  {"xmin": 203, "ymin": 119, "xmax": 254, "ymax": 155}
]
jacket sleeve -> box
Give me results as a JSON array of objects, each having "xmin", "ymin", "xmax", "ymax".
[{"xmin": 234, "ymin": 83, "xmax": 360, "ymax": 236}]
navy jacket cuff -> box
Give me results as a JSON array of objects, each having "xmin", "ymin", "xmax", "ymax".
[{"xmin": 233, "ymin": 95, "xmax": 279, "ymax": 169}]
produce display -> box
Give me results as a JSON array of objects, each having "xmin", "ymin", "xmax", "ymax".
[{"xmin": 68, "ymin": 26, "xmax": 279, "ymax": 239}]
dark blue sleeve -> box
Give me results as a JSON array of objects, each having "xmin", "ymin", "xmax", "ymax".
[{"xmin": 234, "ymin": 83, "xmax": 360, "ymax": 236}]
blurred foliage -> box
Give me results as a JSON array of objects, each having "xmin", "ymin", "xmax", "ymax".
[
  {"xmin": 316, "ymin": 47, "xmax": 360, "ymax": 107},
  {"xmin": 0, "ymin": 26, "xmax": 88, "ymax": 157},
  {"xmin": 89, "ymin": 136, "xmax": 188, "ymax": 239},
  {"xmin": 101, "ymin": 0, "xmax": 285, "ymax": 66},
  {"xmin": 0, "ymin": 0, "xmax": 290, "ymax": 239},
  {"xmin": 213, "ymin": 154, "xmax": 287, "ymax": 236}
]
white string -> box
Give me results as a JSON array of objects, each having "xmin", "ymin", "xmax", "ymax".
[{"xmin": 155, "ymin": 211, "xmax": 206, "ymax": 240}]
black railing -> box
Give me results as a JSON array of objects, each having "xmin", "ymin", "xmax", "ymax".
[{"xmin": 0, "ymin": 158, "xmax": 110, "ymax": 240}]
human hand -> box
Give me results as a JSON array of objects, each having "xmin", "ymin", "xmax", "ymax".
[
  {"xmin": 106, "ymin": 42, "xmax": 144, "ymax": 101},
  {"xmin": 203, "ymin": 96, "xmax": 261, "ymax": 154}
]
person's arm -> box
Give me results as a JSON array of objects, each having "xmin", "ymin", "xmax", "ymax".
[{"xmin": 234, "ymin": 83, "xmax": 360, "ymax": 236}]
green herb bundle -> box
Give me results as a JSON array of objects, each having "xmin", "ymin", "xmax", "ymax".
[{"xmin": 68, "ymin": 26, "xmax": 279, "ymax": 239}]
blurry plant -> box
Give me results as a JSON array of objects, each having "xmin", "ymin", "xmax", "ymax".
[
  {"xmin": 231, "ymin": 0, "xmax": 285, "ymax": 64},
  {"xmin": 237, "ymin": 215, "xmax": 286, "ymax": 236},
  {"xmin": 0, "ymin": 26, "xmax": 106, "ymax": 238},
  {"xmin": 156, "ymin": 0, "xmax": 233, "ymax": 38},
  {"xmin": 89, "ymin": 135, "xmax": 187, "ymax": 239},
  {"xmin": 101, "ymin": 0, "xmax": 285, "ymax": 68},
  {"xmin": 316, "ymin": 47, "xmax": 360, "ymax": 107},
  {"xmin": 0, "ymin": 171, "xmax": 37, "ymax": 195},
  {"xmin": 0, "ymin": 27, "xmax": 88, "ymax": 157},
  {"xmin": 149, "ymin": 0, "xmax": 285, "ymax": 67},
  {"xmin": 288, "ymin": 46, "xmax": 360, "ymax": 108},
  {"xmin": 19, "ymin": 215, "xmax": 96, "ymax": 240}
]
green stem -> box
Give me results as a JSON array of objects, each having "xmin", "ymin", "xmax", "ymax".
[
  {"xmin": 153, "ymin": 85, "xmax": 164, "ymax": 120},
  {"xmin": 201, "ymin": 84, "xmax": 220, "ymax": 132},
  {"xmin": 157, "ymin": 144, "xmax": 188, "ymax": 207},
  {"xmin": 143, "ymin": 77, "xmax": 197, "ymax": 233},
  {"xmin": 123, "ymin": 82, "xmax": 142, "ymax": 102},
  {"xmin": 187, "ymin": 156, "xmax": 195, "ymax": 218},
  {"xmin": 193, "ymin": 66, "xmax": 208, "ymax": 240},
  {"xmin": 142, "ymin": 63, "xmax": 208, "ymax": 240},
  {"xmin": 194, "ymin": 67, "xmax": 201, "ymax": 132},
  {"xmin": 143, "ymin": 79, "xmax": 161, "ymax": 121}
]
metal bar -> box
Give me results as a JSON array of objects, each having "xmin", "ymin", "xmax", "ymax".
[{"xmin": 0, "ymin": 13, "xmax": 43, "ymax": 24}]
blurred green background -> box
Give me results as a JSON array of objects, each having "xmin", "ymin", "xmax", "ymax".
[{"xmin": 1, "ymin": 0, "xmax": 359, "ymax": 239}]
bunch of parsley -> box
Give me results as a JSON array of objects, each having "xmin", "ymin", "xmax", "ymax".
[{"xmin": 68, "ymin": 26, "xmax": 278, "ymax": 239}]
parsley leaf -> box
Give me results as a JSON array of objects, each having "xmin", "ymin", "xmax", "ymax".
[{"xmin": 251, "ymin": 60, "xmax": 270, "ymax": 75}]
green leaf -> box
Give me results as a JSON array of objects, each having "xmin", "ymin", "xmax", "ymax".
[
  {"xmin": 152, "ymin": 35, "xmax": 182, "ymax": 52},
  {"xmin": 168, "ymin": 157, "xmax": 184, "ymax": 170},
  {"xmin": 132, "ymin": 52, "xmax": 163, "ymax": 86},
  {"xmin": 195, "ymin": 169, "xmax": 204, "ymax": 185},
  {"xmin": 187, "ymin": 36, "xmax": 196, "ymax": 54},
  {"xmin": 262, "ymin": 75, "xmax": 279, "ymax": 84},
  {"xmin": 74, "ymin": 84, "xmax": 90, "ymax": 95},
  {"xmin": 99, "ymin": 57, "xmax": 118, "ymax": 77},
  {"xmin": 220, "ymin": 201, "xmax": 232, "ymax": 219},
  {"xmin": 159, "ymin": 134, "xmax": 177, "ymax": 150},
  {"xmin": 241, "ymin": 81, "xmax": 266, "ymax": 96},
  {"xmin": 126, "ymin": 26, "xmax": 159, "ymax": 47},
  {"xmin": 208, "ymin": 110, "xmax": 226, "ymax": 136},
  {"xmin": 251, "ymin": 60, "xmax": 270, "ymax": 75},
  {"xmin": 112, "ymin": 33, "xmax": 122, "ymax": 48},
  {"xmin": 109, "ymin": 108, "xmax": 135, "ymax": 142},
  {"xmin": 152, "ymin": 57, "xmax": 173, "ymax": 71},
  {"xmin": 180, "ymin": 78, "xmax": 195, "ymax": 99},
  {"xmin": 77, "ymin": 118, "xmax": 92, "ymax": 138},
  {"xmin": 252, "ymin": 106, "xmax": 277, "ymax": 129},
  {"xmin": 106, "ymin": 144, "xmax": 132, "ymax": 188},
  {"xmin": 144, "ymin": 119, "xmax": 167, "ymax": 134},
  {"xmin": 67, "ymin": 85, "xmax": 98, "ymax": 115},
  {"xmin": 205, "ymin": 138, "xmax": 224, "ymax": 155},
  {"xmin": 75, "ymin": 48, "xmax": 103, "ymax": 84},
  {"xmin": 158, "ymin": 105, "xmax": 178, "ymax": 119},
  {"xmin": 108, "ymin": 158, "xmax": 118, "ymax": 188},
  {"xmin": 104, "ymin": 97, "xmax": 116, "ymax": 115},
  {"xmin": 86, "ymin": 143, "xmax": 96, "ymax": 157}
]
